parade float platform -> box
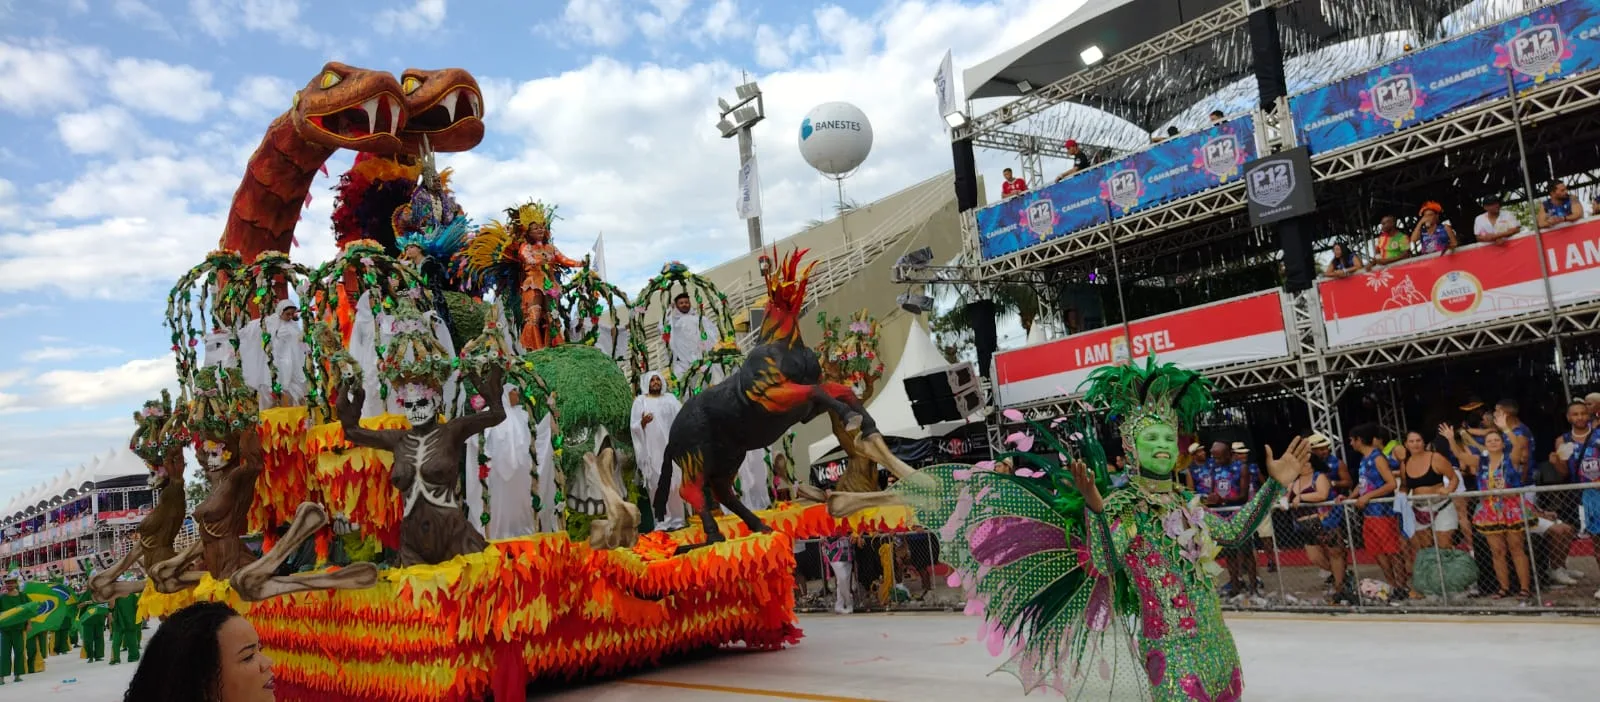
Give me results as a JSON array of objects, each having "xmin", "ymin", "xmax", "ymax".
[{"xmin": 136, "ymin": 502, "xmax": 917, "ymax": 702}]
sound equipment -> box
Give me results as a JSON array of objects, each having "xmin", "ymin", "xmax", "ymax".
[
  {"xmin": 1248, "ymin": 3, "xmax": 1317, "ymax": 293},
  {"xmin": 905, "ymin": 361, "xmax": 982, "ymax": 425},
  {"xmin": 952, "ymin": 138, "xmax": 979, "ymax": 212},
  {"xmin": 966, "ymin": 300, "xmax": 997, "ymax": 379}
]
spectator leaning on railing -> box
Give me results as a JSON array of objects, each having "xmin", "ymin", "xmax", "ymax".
[
  {"xmin": 1551, "ymin": 398, "xmax": 1600, "ymax": 599},
  {"xmin": 1440, "ymin": 419, "xmax": 1533, "ymax": 600},
  {"xmin": 1413, "ymin": 201, "xmax": 1458, "ymax": 255},
  {"xmin": 1347, "ymin": 423, "xmax": 1409, "ymax": 600},
  {"xmin": 1323, "ymin": 241, "xmax": 1365, "ymax": 278},
  {"xmin": 1053, "ymin": 139, "xmax": 1091, "ymax": 183},
  {"xmin": 1373, "ymin": 215, "xmax": 1410, "ymax": 264},
  {"xmin": 1000, "ymin": 167, "xmax": 1027, "ymax": 199},
  {"xmin": 1473, "ymin": 195, "xmax": 1521, "ymax": 244},
  {"xmin": 1537, "ymin": 180, "xmax": 1584, "ymax": 229}
]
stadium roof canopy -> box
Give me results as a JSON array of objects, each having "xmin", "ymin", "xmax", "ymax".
[{"xmin": 963, "ymin": 0, "xmax": 1509, "ymax": 135}]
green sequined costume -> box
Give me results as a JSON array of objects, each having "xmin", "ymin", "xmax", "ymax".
[{"xmin": 895, "ymin": 358, "xmax": 1283, "ymax": 701}]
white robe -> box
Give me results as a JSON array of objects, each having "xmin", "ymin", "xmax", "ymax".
[
  {"xmin": 631, "ymin": 372, "xmax": 685, "ymax": 529},
  {"xmin": 464, "ymin": 387, "xmax": 537, "ymax": 540},
  {"xmin": 203, "ymin": 328, "xmax": 238, "ymax": 369},
  {"xmin": 350, "ymin": 291, "xmax": 459, "ymax": 418},
  {"xmin": 667, "ymin": 310, "xmax": 719, "ymax": 378},
  {"xmin": 738, "ymin": 449, "xmax": 772, "ymax": 511},
  {"xmin": 534, "ymin": 414, "xmax": 560, "ymax": 533},
  {"xmin": 240, "ymin": 301, "xmax": 308, "ymax": 408}
]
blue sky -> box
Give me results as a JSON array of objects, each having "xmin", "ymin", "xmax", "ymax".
[{"xmin": 0, "ymin": 0, "xmax": 1070, "ymax": 504}]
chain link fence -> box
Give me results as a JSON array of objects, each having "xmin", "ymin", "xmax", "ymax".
[{"xmin": 792, "ymin": 482, "xmax": 1600, "ymax": 615}]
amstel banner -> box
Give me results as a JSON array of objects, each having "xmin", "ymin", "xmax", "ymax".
[
  {"xmin": 1319, "ymin": 219, "xmax": 1600, "ymax": 347},
  {"xmin": 994, "ymin": 291, "xmax": 1290, "ymax": 407}
]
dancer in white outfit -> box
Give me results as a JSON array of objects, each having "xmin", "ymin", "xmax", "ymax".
[
  {"xmin": 631, "ymin": 371, "xmax": 685, "ymax": 530},
  {"xmin": 465, "ymin": 386, "xmax": 538, "ymax": 539}
]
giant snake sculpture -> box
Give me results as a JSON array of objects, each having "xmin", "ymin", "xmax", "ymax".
[{"xmin": 218, "ymin": 62, "xmax": 485, "ymax": 265}]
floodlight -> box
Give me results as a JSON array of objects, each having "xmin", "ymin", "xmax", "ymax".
[
  {"xmin": 732, "ymin": 106, "xmax": 760, "ymax": 126},
  {"xmin": 717, "ymin": 97, "xmax": 733, "ymax": 114},
  {"xmin": 898, "ymin": 292, "xmax": 935, "ymax": 314},
  {"xmin": 734, "ymin": 82, "xmax": 761, "ymax": 100},
  {"xmin": 1080, "ymin": 45, "xmax": 1104, "ymax": 65},
  {"xmin": 895, "ymin": 247, "xmax": 934, "ymax": 269},
  {"xmin": 943, "ymin": 110, "xmax": 969, "ymax": 128},
  {"xmin": 1016, "ymin": 80, "xmax": 1033, "ymax": 93},
  {"xmin": 716, "ymin": 118, "xmax": 737, "ymax": 138}
]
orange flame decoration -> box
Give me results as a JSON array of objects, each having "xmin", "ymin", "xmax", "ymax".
[
  {"xmin": 138, "ymin": 531, "xmax": 806, "ymax": 702},
  {"xmin": 760, "ymin": 247, "xmax": 817, "ymax": 341}
]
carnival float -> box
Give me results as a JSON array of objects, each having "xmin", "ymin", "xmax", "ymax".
[{"xmin": 97, "ymin": 62, "xmax": 922, "ymax": 701}]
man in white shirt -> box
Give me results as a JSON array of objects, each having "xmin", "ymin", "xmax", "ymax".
[
  {"xmin": 1473, "ymin": 195, "xmax": 1521, "ymax": 244},
  {"xmin": 632, "ymin": 371, "xmax": 686, "ymax": 530},
  {"xmin": 667, "ymin": 293, "xmax": 718, "ymax": 379}
]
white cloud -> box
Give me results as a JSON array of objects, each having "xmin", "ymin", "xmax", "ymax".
[
  {"xmin": 0, "ymin": 41, "xmax": 100, "ymax": 114},
  {"xmin": 21, "ymin": 345, "xmax": 123, "ymax": 363},
  {"xmin": 114, "ymin": 0, "xmax": 176, "ymax": 34},
  {"xmin": 228, "ymin": 75, "xmax": 295, "ymax": 118},
  {"xmin": 0, "ymin": 417, "xmax": 130, "ymax": 489},
  {"xmin": 700, "ymin": 0, "xmax": 748, "ymax": 42},
  {"xmin": 753, "ymin": 24, "xmax": 814, "ymax": 69},
  {"xmin": 55, "ymin": 105, "xmax": 172, "ymax": 155},
  {"xmin": 561, "ymin": 0, "xmax": 631, "ymax": 47},
  {"xmin": 105, "ymin": 57, "xmax": 224, "ymax": 122},
  {"xmin": 189, "ymin": 0, "xmax": 340, "ymax": 52},
  {"xmin": 377, "ymin": 0, "xmax": 448, "ymax": 36},
  {"xmin": 638, "ymin": 0, "xmax": 692, "ymax": 39},
  {"xmin": 815, "ymin": 5, "xmax": 877, "ymax": 59},
  {"xmin": 0, "ymin": 302, "xmax": 48, "ymax": 318},
  {"xmin": 29, "ymin": 355, "xmax": 175, "ymax": 408}
]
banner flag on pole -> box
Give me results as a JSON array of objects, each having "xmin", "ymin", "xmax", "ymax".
[
  {"xmin": 589, "ymin": 232, "xmax": 608, "ymax": 280},
  {"xmin": 934, "ymin": 49, "xmax": 958, "ymax": 121},
  {"xmin": 737, "ymin": 153, "xmax": 762, "ymax": 220}
]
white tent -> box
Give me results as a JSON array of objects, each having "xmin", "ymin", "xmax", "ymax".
[{"xmin": 808, "ymin": 318, "xmax": 984, "ymax": 465}]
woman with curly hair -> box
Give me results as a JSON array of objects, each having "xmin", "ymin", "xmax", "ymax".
[{"xmin": 123, "ymin": 601, "xmax": 275, "ymax": 702}]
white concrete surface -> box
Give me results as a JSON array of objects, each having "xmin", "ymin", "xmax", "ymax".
[{"xmin": 31, "ymin": 613, "xmax": 1600, "ymax": 701}]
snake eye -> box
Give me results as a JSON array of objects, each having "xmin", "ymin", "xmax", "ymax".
[
  {"xmin": 319, "ymin": 71, "xmax": 342, "ymax": 90},
  {"xmin": 402, "ymin": 76, "xmax": 421, "ymax": 94}
]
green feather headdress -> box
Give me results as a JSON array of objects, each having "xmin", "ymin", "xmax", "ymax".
[
  {"xmin": 1078, "ymin": 356, "xmax": 1214, "ymax": 456},
  {"xmin": 378, "ymin": 304, "xmax": 455, "ymax": 391}
]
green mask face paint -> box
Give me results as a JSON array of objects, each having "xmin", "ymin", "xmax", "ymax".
[{"xmin": 1134, "ymin": 421, "xmax": 1179, "ymax": 476}]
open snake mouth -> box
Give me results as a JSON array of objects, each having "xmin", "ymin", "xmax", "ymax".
[
  {"xmin": 405, "ymin": 86, "xmax": 482, "ymax": 133},
  {"xmin": 306, "ymin": 92, "xmax": 403, "ymax": 140}
]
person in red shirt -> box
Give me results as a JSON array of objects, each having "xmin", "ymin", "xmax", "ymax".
[{"xmin": 1001, "ymin": 168, "xmax": 1027, "ymax": 198}]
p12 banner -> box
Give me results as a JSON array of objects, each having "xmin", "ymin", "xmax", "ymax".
[
  {"xmin": 1292, "ymin": 0, "xmax": 1600, "ymax": 155},
  {"xmin": 1318, "ymin": 219, "xmax": 1600, "ymax": 348},
  {"xmin": 978, "ymin": 115, "xmax": 1256, "ymax": 261},
  {"xmin": 994, "ymin": 291, "xmax": 1290, "ymax": 407}
]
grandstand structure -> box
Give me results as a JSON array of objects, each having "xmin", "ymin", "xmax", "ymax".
[
  {"xmin": 907, "ymin": 0, "xmax": 1600, "ymax": 445},
  {"xmin": 0, "ymin": 447, "xmax": 157, "ymax": 578}
]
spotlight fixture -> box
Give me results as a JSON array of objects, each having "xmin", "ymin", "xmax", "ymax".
[
  {"xmin": 898, "ymin": 292, "xmax": 935, "ymax": 314},
  {"xmin": 943, "ymin": 110, "xmax": 969, "ymax": 128},
  {"xmin": 1016, "ymin": 80, "xmax": 1033, "ymax": 93},
  {"xmin": 1080, "ymin": 45, "xmax": 1104, "ymax": 66},
  {"xmin": 895, "ymin": 247, "xmax": 934, "ymax": 269}
]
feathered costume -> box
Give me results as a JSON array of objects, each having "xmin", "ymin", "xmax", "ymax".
[
  {"xmin": 895, "ymin": 358, "xmax": 1284, "ymax": 701},
  {"xmin": 395, "ymin": 153, "xmax": 470, "ymax": 333},
  {"xmin": 456, "ymin": 200, "xmax": 581, "ymax": 352}
]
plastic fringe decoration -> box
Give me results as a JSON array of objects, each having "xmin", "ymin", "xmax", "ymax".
[{"xmin": 136, "ymin": 531, "xmax": 802, "ymax": 702}]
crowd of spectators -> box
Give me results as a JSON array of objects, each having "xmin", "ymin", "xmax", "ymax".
[
  {"xmin": 1196, "ymin": 394, "xmax": 1600, "ymax": 606},
  {"xmin": 1323, "ymin": 180, "xmax": 1598, "ymax": 279}
]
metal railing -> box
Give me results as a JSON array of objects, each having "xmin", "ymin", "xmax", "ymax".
[
  {"xmin": 792, "ymin": 482, "xmax": 1600, "ymax": 616},
  {"xmin": 639, "ymin": 173, "xmax": 952, "ymax": 362}
]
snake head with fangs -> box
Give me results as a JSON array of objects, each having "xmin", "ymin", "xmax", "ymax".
[
  {"xmin": 397, "ymin": 67, "xmax": 485, "ymax": 154},
  {"xmin": 291, "ymin": 62, "xmax": 407, "ymax": 154}
]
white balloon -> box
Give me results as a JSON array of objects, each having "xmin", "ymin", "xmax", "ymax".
[{"xmin": 798, "ymin": 102, "xmax": 874, "ymax": 176}]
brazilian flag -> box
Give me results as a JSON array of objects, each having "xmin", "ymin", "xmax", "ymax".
[{"xmin": 24, "ymin": 580, "xmax": 75, "ymax": 631}]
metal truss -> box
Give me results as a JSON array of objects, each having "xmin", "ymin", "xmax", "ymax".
[
  {"xmin": 976, "ymin": 184, "xmax": 1248, "ymax": 279},
  {"xmin": 953, "ymin": 0, "xmax": 1292, "ymax": 144},
  {"xmin": 968, "ymin": 69, "xmax": 1600, "ymax": 282},
  {"xmin": 1001, "ymin": 355, "xmax": 1304, "ymax": 420},
  {"xmin": 1313, "ymin": 70, "xmax": 1600, "ymax": 182},
  {"xmin": 893, "ymin": 264, "xmax": 1054, "ymax": 286},
  {"xmin": 973, "ymin": 130, "xmax": 1073, "ymax": 161}
]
